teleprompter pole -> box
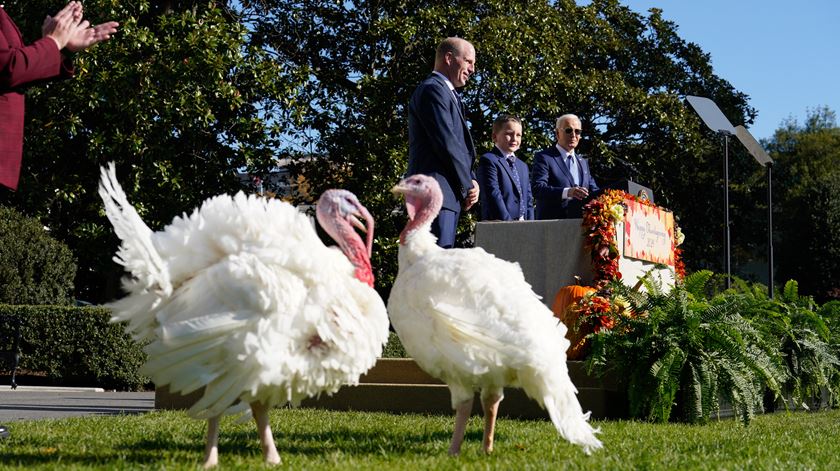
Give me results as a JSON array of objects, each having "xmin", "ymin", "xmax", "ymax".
[
  {"xmin": 723, "ymin": 132, "xmax": 731, "ymax": 289},
  {"xmin": 767, "ymin": 162, "xmax": 774, "ymax": 298}
]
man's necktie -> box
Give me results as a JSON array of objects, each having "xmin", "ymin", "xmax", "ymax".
[
  {"xmin": 568, "ymin": 155, "xmax": 580, "ymax": 186},
  {"xmin": 507, "ymin": 156, "xmax": 526, "ymax": 220},
  {"xmin": 454, "ymin": 91, "xmax": 465, "ymax": 115}
]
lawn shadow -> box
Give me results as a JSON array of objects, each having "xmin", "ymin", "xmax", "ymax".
[
  {"xmin": 0, "ymin": 411, "xmax": 493, "ymax": 467},
  {"xmin": 119, "ymin": 418, "xmax": 482, "ymax": 462}
]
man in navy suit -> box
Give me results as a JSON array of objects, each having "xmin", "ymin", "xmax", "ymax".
[
  {"xmin": 476, "ymin": 114, "xmax": 533, "ymax": 221},
  {"xmin": 531, "ymin": 114, "xmax": 599, "ymax": 220},
  {"xmin": 407, "ymin": 37, "xmax": 479, "ymax": 248}
]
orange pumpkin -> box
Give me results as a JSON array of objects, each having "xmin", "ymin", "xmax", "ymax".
[{"xmin": 551, "ymin": 284, "xmax": 596, "ymax": 360}]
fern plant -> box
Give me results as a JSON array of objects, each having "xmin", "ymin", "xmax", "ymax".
[
  {"xmin": 587, "ymin": 271, "xmax": 787, "ymax": 425},
  {"xmin": 732, "ymin": 279, "xmax": 840, "ymax": 409}
]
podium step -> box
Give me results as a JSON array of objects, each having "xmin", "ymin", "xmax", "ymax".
[{"xmin": 155, "ymin": 359, "xmax": 627, "ymax": 419}]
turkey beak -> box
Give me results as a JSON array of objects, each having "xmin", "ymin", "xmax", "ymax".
[
  {"xmin": 391, "ymin": 182, "xmax": 417, "ymax": 222},
  {"xmin": 391, "ymin": 183, "xmax": 407, "ymax": 196}
]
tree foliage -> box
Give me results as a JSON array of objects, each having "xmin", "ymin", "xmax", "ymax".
[
  {"xmin": 2, "ymin": 0, "xmax": 762, "ymax": 300},
  {"xmin": 1, "ymin": 0, "xmax": 305, "ymax": 301},
  {"xmin": 764, "ymin": 107, "xmax": 840, "ymax": 301}
]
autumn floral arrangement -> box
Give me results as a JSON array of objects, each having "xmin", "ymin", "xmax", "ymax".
[
  {"xmin": 553, "ymin": 190, "xmax": 686, "ymax": 358},
  {"xmin": 582, "ymin": 189, "xmax": 685, "ymax": 287},
  {"xmin": 552, "ymin": 281, "xmax": 636, "ymax": 360},
  {"xmin": 581, "ymin": 189, "xmax": 628, "ymax": 289}
]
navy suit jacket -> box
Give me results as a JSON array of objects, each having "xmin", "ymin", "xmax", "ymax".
[
  {"xmin": 476, "ymin": 147, "xmax": 533, "ymax": 221},
  {"xmin": 407, "ymin": 73, "xmax": 475, "ymax": 212},
  {"xmin": 531, "ymin": 145, "xmax": 599, "ymax": 220}
]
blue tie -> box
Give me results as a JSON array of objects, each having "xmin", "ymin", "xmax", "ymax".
[
  {"xmin": 568, "ymin": 155, "xmax": 580, "ymax": 186},
  {"xmin": 507, "ymin": 156, "xmax": 526, "ymax": 219},
  {"xmin": 453, "ymin": 90, "xmax": 465, "ymax": 115}
]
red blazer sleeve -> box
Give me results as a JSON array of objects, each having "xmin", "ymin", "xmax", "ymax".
[{"xmin": 0, "ymin": 8, "xmax": 72, "ymax": 91}]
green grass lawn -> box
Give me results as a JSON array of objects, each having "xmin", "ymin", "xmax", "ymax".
[{"xmin": 1, "ymin": 408, "xmax": 838, "ymax": 470}]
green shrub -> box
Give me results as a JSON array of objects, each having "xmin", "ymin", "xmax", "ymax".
[
  {"xmin": 0, "ymin": 206, "xmax": 76, "ymax": 305},
  {"xmin": 0, "ymin": 305, "xmax": 148, "ymax": 391},
  {"xmin": 381, "ymin": 331, "xmax": 408, "ymax": 358},
  {"xmin": 819, "ymin": 300, "xmax": 840, "ymax": 346},
  {"xmin": 734, "ymin": 280, "xmax": 840, "ymax": 409},
  {"xmin": 587, "ymin": 272, "xmax": 788, "ymax": 425},
  {"xmin": 588, "ymin": 272, "xmax": 840, "ymax": 424}
]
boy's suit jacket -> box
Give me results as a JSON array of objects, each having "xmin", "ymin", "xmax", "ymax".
[{"xmin": 476, "ymin": 146, "xmax": 533, "ymax": 221}]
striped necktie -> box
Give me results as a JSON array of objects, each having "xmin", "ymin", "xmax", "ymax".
[
  {"xmin": 506, "ymin": 156, "xmax": 526, "ymax": 219},
  {"xmin": 568, "ymin": 154, "xmax": 580, "ymax": 186},
  {"xmin": 453, "ymin": 90, "xmax": 465, "ymax": 115}
]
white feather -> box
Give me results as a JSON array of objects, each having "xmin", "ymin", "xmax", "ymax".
[
  {"xmin": 100, "ymin": 165, "xmax": 389, "ymax": 420},
  {"xmin": 389, "ymin": 225, "xmax": 602, "ymax": 454}
]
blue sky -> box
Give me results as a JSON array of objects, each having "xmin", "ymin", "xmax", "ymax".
[{"xmin": 610, "ymin": 1, "xmax": 840, "ymax": 141}]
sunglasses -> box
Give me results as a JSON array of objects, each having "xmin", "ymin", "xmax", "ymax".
[{"xmin": 563, "ymin": 128, "xmax": 583, "ymax": 136}]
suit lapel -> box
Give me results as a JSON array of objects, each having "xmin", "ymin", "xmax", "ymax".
[
  {"xmin": 430, "ymin": 74, "xmax": 475, "ymax": 157},
  {"xmin": 549, "ymin": 147, "xmax": 575, "ymax": 184},
  {"xmin": 578, "ymin": 158, "xmax": 587, "ymax": 186},
  {"xmin": 454, "ymin": 91, "xmax": 474, "ymax": 156}
]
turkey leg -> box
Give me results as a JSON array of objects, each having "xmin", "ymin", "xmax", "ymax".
[
  {"xmin": 448, "ymin": 397, "xmax": 474, "ymax": 455},
  {"xmin": 202, "ymin": 416, "xmax": 220, "ymax": 469},
  {"xmin": 251, "ymin": 401, "xmax": 281, "ymax": 465},
  {"xmin": 481, "ymin": 393, "xmax": 503, "ymax": 453}
]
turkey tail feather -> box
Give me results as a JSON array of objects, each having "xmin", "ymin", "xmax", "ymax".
[
  {"xmin": 98, "ymin": 163, "xmax": 171, "ymax": 296},
  {"xmin": 542, "ymin": 392, "xmax": 603, "ymax": 454}
]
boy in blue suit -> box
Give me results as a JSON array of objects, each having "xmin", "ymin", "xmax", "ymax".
[{"xmin": 476, "ymin": 115, "xmax": 533, "ymax": 221}]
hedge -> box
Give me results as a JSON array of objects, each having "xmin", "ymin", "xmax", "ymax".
[
  {"xmin": 0, "ymin": 305, "xmax": 148, "ymax": 391},
  {"xmin": 0, "ymin": 205, "xmax": 77, "ymax": 306}
]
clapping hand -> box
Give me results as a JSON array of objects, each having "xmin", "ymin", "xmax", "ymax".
[
  {"xmin": 41, "ymin": 1, "xmax": 83, "ymax": 50},
  {"xmin": 65, "ymin": 20, "xmax": 119, "ymax": 52},
  {"xmin": 41, "ymin": 1, "xmax": 118, "ymax": 53}
]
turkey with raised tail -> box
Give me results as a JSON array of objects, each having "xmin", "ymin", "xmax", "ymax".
[
  {"xmin": 99, "ymin": 164, "xmax": 389, "ymax": 468},
  {"xmin": 388, "ymin": 174, "xmax": 602, "ymax": 456}
]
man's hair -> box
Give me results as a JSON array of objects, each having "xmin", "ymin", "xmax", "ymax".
[
  {"xmin": 436, "ymin": 37, "xmax": 468, "ymax": 62},
  {"xmin": 555, "ymin": 113, "xmax": 581, "ymax": 130},
  {"xmin": 492, "ymin": 114, "xmax": 522, "ymax": 135}
]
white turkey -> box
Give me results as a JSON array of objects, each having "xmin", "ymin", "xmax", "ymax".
[
  {"xmin": 98, "ymin": 164, "xmax": 389, "ymax": 468},
  {"xmin": 388, "ymin": 174, "xmax": 602, "ymax": 455}
]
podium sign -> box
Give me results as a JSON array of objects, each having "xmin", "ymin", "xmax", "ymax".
[{"xmin": 622, "ymin": 198, "xmax": 675, "ymax": 266}]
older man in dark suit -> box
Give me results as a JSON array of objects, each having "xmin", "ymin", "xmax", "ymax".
[
  {"xmin": 407, "ymin": 37, "xmax": 479, "ymax": 248},
  {"xmin": 0, "ymin": 1, "xmax": 118, "ymax": 190},
  {"xmin": 531, "ymin": 114, "xmax": 599, "ymax": 220}
]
